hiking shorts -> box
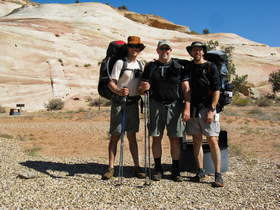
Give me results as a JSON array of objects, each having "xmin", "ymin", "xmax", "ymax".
[
  {"xmin": 149, "ymin": 99, "xmax": 185, "ymax": 138},
  {"xmin": 110, "ymin": 100, "xmax": 139, "ymax": 135},
  {"xmin": 186, "ymin": 108, "xmax": 220, "ymax": 137}
]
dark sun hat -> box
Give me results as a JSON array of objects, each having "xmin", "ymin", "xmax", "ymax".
[{"xmin": 186, "ymin": 41, "xmax": 207, "ymax": 55}]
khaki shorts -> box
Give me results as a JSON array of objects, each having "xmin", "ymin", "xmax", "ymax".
[
  {"xmin": 186, "ymin": 108, "xmax": 220, "ymax": 137},
  {"xmin": 110, "ymin": 101, "xmax": 139, "ymax": 135},
  {"xmin": 149, "ymin": 99, "xmax": 185, "ymax": 138}
]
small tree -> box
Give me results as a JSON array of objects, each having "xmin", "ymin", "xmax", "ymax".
[
  {"xmin": 206, "ymin": 40, "xmax": 219, "ymax": 51},
  {"xmin": 118, "ymin": 5, "xmax": 128, "ymax": 10},
  {"xmin": 268, "ymin": 69, "xmax": 280, "ymax": 94},
  {"xmin": 223, "ymin": 46, "xmax": 236, "ymax": 81},
  {"xmin": 45, "ymin": 98, "xmax": 64, "ymax": 111},
  {"xmin": 203, "ymin": 28, "xmax": 210, "ymax": 34},
  {"xmin": 231, "ymin": 74, "xmax": 252, "ymax": 96}
]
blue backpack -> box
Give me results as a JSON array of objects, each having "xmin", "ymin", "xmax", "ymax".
[{"xmin": 204, "ymin": 50, "xmax": 233, "ymax": 112}]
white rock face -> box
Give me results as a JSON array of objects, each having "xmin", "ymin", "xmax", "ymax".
[{"xmin": 0, "ymin": 2, "xmax": 279, "ymax": 110}]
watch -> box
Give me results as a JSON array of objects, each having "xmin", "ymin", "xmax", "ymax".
[{"xmin": 209, "ymin": 106, "xmax": 216, "ymax": 112}]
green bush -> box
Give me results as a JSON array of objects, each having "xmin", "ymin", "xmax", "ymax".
[
  {"xmin": 255, "ymin": 96, "xmax": 273, "ymax": 107},
  {"xmin": 268, "ymin": 69, "xmax": 280, "ymax": 94},
  {"xmin": 206, "ymin": 40, "xmax": 219, "ymax": 51},
  {"xmin": 203, "ymin": 28, "xmax": 210, "ymax": 34},
  {"xmin": 231, "ymin": 74, "xmax": 252, "ymax": 96},
  {"xmin": 190, "ymin": 30, "xmax": 200, "ymax": 35},
  {"xmin": 45, "ymin": 98, "xmax": 64, "ymax": 111},
  {"xmin": 118, "ymin": 5, "xmax": 128, "ymax": 10},
  {"xmin": 88, "ymin": 97, "xmax": 111, "ymax": 107},
  {"xmin": 84, "ymin": 64, "xmax": 91, "ymax": 67},
  {"xmin": 232, "ymin": 94, "xmax": 251, "ymax": 106}
]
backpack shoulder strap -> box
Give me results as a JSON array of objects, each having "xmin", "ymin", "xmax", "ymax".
[
  {"xmin": 137, "ymin": 60, "xmax": 143, "ymax": 71},
  {"xmin": 119, "ymin": 59, "xmax": 127, "ymax": 78},
  {"xmin": 147, "ymin": 61, "xmax": 158, "ymax": 80},
  {"xmin": 172, "ymin": 58, "xmax": 183, "ymax": 69}
]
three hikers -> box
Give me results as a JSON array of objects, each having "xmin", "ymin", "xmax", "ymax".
[{"xmin": 100, "ymin": 37, "xmax": 225, "ymax": 187}]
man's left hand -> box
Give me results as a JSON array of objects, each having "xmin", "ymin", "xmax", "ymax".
[{"xmin": 206, "ymin": 111, "xmax": 215, "ymax": 123}]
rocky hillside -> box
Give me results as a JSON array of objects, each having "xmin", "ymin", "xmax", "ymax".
[{"xmin": 0, "ymin": 1, "xmax": 279, "ymax": 110}]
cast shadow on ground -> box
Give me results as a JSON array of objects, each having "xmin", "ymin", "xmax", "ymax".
[{"xmin": 20, "ymin": 161, "xmax": 143, "ymax": 179}]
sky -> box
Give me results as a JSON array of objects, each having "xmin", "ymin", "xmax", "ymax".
[{"xmin": 34, "ymin": 0, "xmax": 280, "ymax": 47}]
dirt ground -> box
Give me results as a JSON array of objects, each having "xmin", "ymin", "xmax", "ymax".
[{"xmin": 0, "ymin": 105, "xmax": 279, "ymax": 164}]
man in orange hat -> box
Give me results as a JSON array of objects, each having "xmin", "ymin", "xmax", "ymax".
[{"xmin": 102, "ymin": 36, "xmax": 146, "ymax": 180}]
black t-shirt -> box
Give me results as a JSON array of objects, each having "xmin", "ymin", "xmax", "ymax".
[
  {"xmin": 141, "ymin": 58, "xmax": 189, "ymax": 104},
  {"xmin": 190, "ymin": 61, "xmax": 220, "ymax": 106}
]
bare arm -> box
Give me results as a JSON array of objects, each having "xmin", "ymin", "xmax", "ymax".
[
  {"xmin": 182, "ymin": 80, "xmax": 191, "ymax": 122},
  {"xmin": 108, "ymin": 79, "xmax": 129, "ymax": 96},
  {"xmin": 206, "ymin": 90, "xmax": 220, "ymax": 123}
]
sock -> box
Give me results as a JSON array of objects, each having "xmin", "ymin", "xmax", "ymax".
[
  {"xmin": 154, "ymin": 158, "xmax": 162, "ymax": 170},
  {"xmin": 172, "ymin": 160, "xmax": 180, "ymax": 175}
]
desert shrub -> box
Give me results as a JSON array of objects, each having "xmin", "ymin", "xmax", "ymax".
[
  {"xmin": 231, "ymin": 74, "xmax": 252, "ymax": 96},
  {"xmin": 0, "ymin": 105, "xmax": 5, "ymax": 113},
  {"xmin": 255, "ymin": 96, "xmax": 273, "ymax": 107},
  {"xmin": 84, "ymin": 64, "xmax": 91, "ymax": 67},
  {"xmin": 232, "ymin": 94, "xmax": 251, "ymax": 106},
  {"xmin": 190, "ymin": 30, "xmax": 200, "ymax": 35},
  {"xmin": 268, "ymin": 69, "xmax": 280, "ymax": 94},
  {"xmin": 223, "ymin": 46, "xmax": 236, "ymax": 81},
  {"xmin": 88, "ymin": 97, "xmax": 111, "ymax": 107},
  {"xmin": 45, "ymin": 98, "xmax": 64, "ymax": 111},
  {"xmin": 206, "ymin": 40, "xmax": 219, "ymax": 51},
  {"xmin": 118, "ymin": 5, "xmax": 128, "ymax": 10},
  {"xmin": 203, "ymin": 28, "xmax": 209, "ymax": 34},
  {"xmin": 58, "ymin": 58, "xmax": 64, "ymax": 66}
]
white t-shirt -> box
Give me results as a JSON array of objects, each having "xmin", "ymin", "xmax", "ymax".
[{"xmin": 111, "ymin": 59, "xmax": 142, "ymax": 96}]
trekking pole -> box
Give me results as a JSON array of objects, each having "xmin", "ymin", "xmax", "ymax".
[
  {"xmin": 118, "ymin": 95, "xmax": 126, "ymax": 186},
  {"xmin": 144, "ymin": 91, "xmax": 152, "ymax": 186}
]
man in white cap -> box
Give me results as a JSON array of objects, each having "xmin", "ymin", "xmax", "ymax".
[
  {"xmin": 139, "ymin": 40, "xmax": 190, "ymax": 182},
  {"xmin": 186, "ymin": 41, "xmax": 224, "ymax": 187}
]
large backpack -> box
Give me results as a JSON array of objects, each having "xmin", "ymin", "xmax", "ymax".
[
  {"xmin": 204, "ymin": 50, "xmax": 233, "ymax": 113},
  {"xmin": 97, "ymin": 40, "xmax": 127, "ymax": 100}
]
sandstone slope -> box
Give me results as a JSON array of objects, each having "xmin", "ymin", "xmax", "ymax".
[{"xmin": 0, "ymin": 2, "xmax": 279, "ymax": 110}]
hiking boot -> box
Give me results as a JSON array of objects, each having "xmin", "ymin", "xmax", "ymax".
[
  {"xmin": 134, "ymin": 167, "xmax": 146, "ymax": 179},
  {"xmin": 152, "ymin": 168, "xmax": 163, "ymax": 181},
  {"xmin": 171, "ymin": 172, "xmax": 183, "ymax": 182},
  {"xmin": 102, "ymin": 168, "xmax": 114, "ymax": 180},
  {"xmin": 190, "ymin": 169, "xmax": 206, "ymax": 182},
  {"xmin": 212, "ymin": 172, "xmax": 224, "ymax": 187}
]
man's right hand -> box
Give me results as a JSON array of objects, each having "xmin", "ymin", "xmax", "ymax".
[{"xmin": 118, "ymin": 87, "xmax": 129, "ymax": 96}]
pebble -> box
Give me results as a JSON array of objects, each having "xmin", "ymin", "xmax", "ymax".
[{"xmin": 0, "ymin": 137, "xmax": 279, "ymax": 209}]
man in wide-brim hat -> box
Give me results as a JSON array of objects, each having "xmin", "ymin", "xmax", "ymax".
[
  {"xmin": 185, "ymin": 41, "xmax": 224, "ymax": 187},
  {"xmin": 102, "ymin": 36, "xmax": 146, "ymax": 180}
]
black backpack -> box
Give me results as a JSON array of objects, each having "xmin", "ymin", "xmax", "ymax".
[
  {"xmin": 97, "ymin": 40, "xmax": 127, "ymax": 100},
  {"xmin": 204, "ymin": 50, "xmax": 233, "ymax": 112}
]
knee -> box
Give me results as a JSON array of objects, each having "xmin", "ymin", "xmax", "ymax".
[{"xmin": 207, "ymin": 137, "xmax": 219, "ymax": 147}]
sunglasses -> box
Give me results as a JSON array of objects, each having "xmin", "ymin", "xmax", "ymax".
[
  {"xmin": 127, "ymin": 44, "xmax": 142, "ymax": 49},
  {"xmin": 159, "ymin": 46, "xmax": 171, "ymax": 51}
]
